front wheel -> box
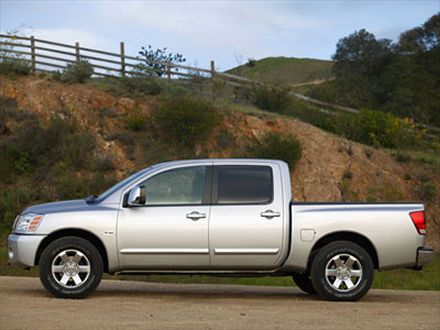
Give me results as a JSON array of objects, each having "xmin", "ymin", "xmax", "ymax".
[
  {"xmin": 39, "ymin": 236, "xmax": 103, "ymax": 299},
  {"xmin": 310, "ymin": 241, "xmax": 374, "ymax": 301}
]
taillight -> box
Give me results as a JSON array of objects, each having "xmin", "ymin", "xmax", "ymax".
[{"xmin": 409, "ymin": 211, "xmax": 426, "ymax": 235}]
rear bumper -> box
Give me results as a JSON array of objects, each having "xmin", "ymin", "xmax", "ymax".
[
  {"xmin": 414, "ymin": 247, "xmax": 434, "ymax": 270},
  {"xmin": 8, "ymin": 234, "xmax": 45, "ymax": 269}
]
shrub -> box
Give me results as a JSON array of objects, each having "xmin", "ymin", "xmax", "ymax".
[
  {"xmin": 334, "ymin": 109, "xmax": 418, "ymax": 149},
  {"xmin": 107, "ymin": 132, "xmax": 135, "ymax": 146},
  {"xmin": 216, "ymin": 129, "xmax": 235, "ymax": 149},
  {"xmin": 247, "ymin": 133, "xmax": 302, "ymax": 170},
  {"xmin": 0, "ymin": 58, "xmax": 31, "ymax": 75},
  {"xmin": 0, "ymin": 115, "xmax": 97, "ymax": 173},
  {"xmin": 284, "ymin": 98, "xmax": 336, "ymax": 132},
  {"xmin": 135, "ymin": 45, "xmax": 186, "ymax": 77},
  {"xmin": 62, "ymin": 131, "xmax": 96, "ymax": 169},
  {"xmin": 56, "ymin": 59, "xmax": 93, "ymax": 83},
  {"xmin": 93, "ymin": 76, "xmax": 190, "ymax": 99},
  {"xmin": 251, "ymin": 84, "xmax": 291, "ymax": 113},
  {"xmin": 246, "ymin": 58, "xmax": 257, "ymax": 67},
  {"xmin": 125, "ymin": 110, "xmax": 148, "ymax": 131},
  {"xmin": 419, "ymin": 182, "xmax": 437, "ymax": 202},
  {"xmin": 153, "ymin": 96, "xmax": 221, "ymax": 148},
  {"xmin": 395, "ymin": 152, "xmax": 410, "ymax": 163},
  {"xmin": 93, "ymin": 154, "xmax": 115, "ymax": 172},
  {"xmin": 0, "ymin": 187, "xmax": 38, "ymax": 226},
  {"xmin": 120, "ymin": 76, "xmax": 162, "ymax": 96}
]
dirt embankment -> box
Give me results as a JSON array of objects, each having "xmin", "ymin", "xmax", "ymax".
[{"xmin": 0, "ymin": 75, "xmax": 438, "ymax": 248}]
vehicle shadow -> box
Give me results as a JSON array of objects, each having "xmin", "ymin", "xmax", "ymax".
[
  {"xmin": 12, "ymin": 280, "xmax": 429, "ymax": 303},
  {"xmin": 19, "ymin": 281, "xmax": 318, "ymax": 301}
]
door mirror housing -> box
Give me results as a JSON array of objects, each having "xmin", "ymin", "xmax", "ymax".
[{"xmin": 127, "ymin": 185, "xmax": 146, "ymax": 207}]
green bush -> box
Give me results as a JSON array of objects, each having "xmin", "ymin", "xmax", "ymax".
[
  {"xmin": 62, "ymin": 132, "xmax": 96, "ymax": 169},
  {"xmin": 0, "ymin": 114, "xmax": 97, "ymax": 173},
  {"xmin": 52, "ymin": 166, "xmax": 114, "ymax": 200},
  {"xmin": 216, "ymin": 129, "xmax": 235, "ymax": 149},
  {"xmin": 247, "ymin": 133, "xmax": 302, "ymax": 170},
  {"xmin": 125, "ymin": 110, "xmax": 148, "ymax": 131},
  {"xmin": 419, "ymin": 182, "xmax": 437, "ymax": 203},
  {"xmin": 0, "ymin": 187, "xmax": 39, "ymax": 226},
  {"xmin": 121, "ymin": 76, "xmax": 162, "ymax": 96},
  {"xmin": 93, "ymin": 76, "xmax": 190, "ymax": 100},
  {"xmin": 0, "ymin": 58, "xmax": 31, "ymax": 75},
  {"xmin": 334, "ymin": 109, "xmax": 418, "ymax": 149},
  {"xmin": 153, "ymin": 96, "xmax": 221, "ymax": 148},
  {"xmin": 251, "ymin": 84, "xmax": 291, "ymax": 113},
  {"xmin": 55, "ymin": 59, "xmax": 93, "ymax": 83},
  {"xmin": 93, "ymin": 154, "xmax": 115, "ymax": 172},
  {"xmin": 286, "ymin": 98, "xmax": 337, "ymax": 132}
]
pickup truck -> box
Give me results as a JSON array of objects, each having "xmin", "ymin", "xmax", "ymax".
[{"xmin": 8, "ymin": 159, "xmax": 434, "ymax": 301}]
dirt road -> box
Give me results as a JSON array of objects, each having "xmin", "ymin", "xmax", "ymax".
[{"xmin": 0, "ymin": 276, "xmax": 439, "ymax": 330}]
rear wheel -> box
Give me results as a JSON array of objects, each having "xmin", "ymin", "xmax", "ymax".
[
  {"xmin": 292, "ymin": 272, "xmax": 316, "ymax": 294},
  {"xmin": 310, "ymin": 241, "xmax": 374, "ymax": 301},
  {"xmin": 39, "ymin": 236, "xmax": 103, "ymax": 299}
]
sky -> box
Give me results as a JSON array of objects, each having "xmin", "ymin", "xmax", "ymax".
[{"xmin": 1, "ymin": 0, "xmax": 439, "ymax": 71}]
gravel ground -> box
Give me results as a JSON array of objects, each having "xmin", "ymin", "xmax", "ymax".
[{"xmin": 0, "ymin": 276, "xmax": 439, "ymax": 330}]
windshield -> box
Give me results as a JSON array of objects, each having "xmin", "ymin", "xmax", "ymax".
[{"xmin": 97, "ymin": 167, "xmax": 153, "ymax": 201}]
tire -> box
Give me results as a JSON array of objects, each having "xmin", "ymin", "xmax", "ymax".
[
  {"xmin": 292, "ymin": 272, "xmax": 316, "ymax": 294},
  {"xmin": 310, "ymin": 241, "xmax": 374, "ymax": 301},
  {"xmin": 39, "ymin": 236, "xmax": 103, "ymax": 299}
]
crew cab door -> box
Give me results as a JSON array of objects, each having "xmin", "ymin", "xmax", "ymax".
[
  {"xmin": 209, "ymin": 163, "xmax": 285, "ymax": 269},
  {"xmin": 117, "ymin": 164, "xmax": 211, "ymax": 269}
]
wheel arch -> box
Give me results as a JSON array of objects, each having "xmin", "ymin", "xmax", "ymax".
[
  {"xmin": 35, "ymin": 228, "xmax": 109, "ymax": 273},
  {"xmin": 308, "ymin": 231, "xmax": 379, "ymax": 270}
]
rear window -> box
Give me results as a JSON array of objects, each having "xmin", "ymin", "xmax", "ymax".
[{"xmin": 215, "ymin": 165, "xmax": 273, "ymax": 204}]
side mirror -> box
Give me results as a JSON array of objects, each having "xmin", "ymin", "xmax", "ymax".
[{"xmin": 127, "ymin": 185, "xmax": 146, "ymax": 207}]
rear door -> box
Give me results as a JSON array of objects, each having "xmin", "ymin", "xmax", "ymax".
[{"xmin": 209, "ymin": 162, "xmax": 285, "ymax": 269}]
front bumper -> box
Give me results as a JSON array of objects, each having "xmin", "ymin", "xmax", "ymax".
[
  {"xmin": 8, "ymin": 234, "xmax": 46, "ymax": 269},
  {"xmin": 414, "ymin": 246, "xmax": 434, "ymax": 270}
]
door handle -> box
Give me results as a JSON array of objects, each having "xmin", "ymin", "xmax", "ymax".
[
  {"xmin": 260, "ymin": 210, "xmax": 280, "ymax": 219},
  {"xmin": 186, "ymin": 211, "xmax": 206, "ymax": 221}
]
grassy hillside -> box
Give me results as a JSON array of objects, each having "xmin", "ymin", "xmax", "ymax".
[{"xmin": 226, "ymin": 57, "xmax": 334, "ymax": 84}]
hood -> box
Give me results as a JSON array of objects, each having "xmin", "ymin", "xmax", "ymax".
[{"xmin": 23, "ymin": 199, "xmax": 89, "ymax": 215}]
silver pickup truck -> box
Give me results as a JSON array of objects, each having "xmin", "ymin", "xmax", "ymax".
[{"xmin": 8, "ymin": 159, "xmax": 433, "ymax": 301}]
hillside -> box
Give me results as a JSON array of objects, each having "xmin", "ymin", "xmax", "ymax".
[
  {"xmin": 0, "ymin": 74, "xmax": 438, "ymax": 249},
  {"xmin": 226, "ymin": 57, "xmax": 334, "ymax": 84}
]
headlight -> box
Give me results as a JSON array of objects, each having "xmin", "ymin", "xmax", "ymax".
[{"xmin": 14, "ymin": 213, "xmax": 44, "ymax": 233}]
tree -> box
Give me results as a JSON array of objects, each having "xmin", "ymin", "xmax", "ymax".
[
  {"xmin": 332, "ymin": 29, "xmax": 393, "ymax": 77},
  {"xmin": 135, "ymin": 45, "xmax": 186, "ymax": 77},
  {"xmin": 398, "ymin": 13, "xmax": 439, "ymax": 54},
  {"xmin": 311, "ymin": 14, "xmax": 440, "ymax": 126}
]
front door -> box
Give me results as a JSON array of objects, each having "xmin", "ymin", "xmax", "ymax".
[
  {"xmin": 209, "ymin": 163, "xmax": 285, "ymax": 269},
  {"xmin": 117, "ymin": 165, "xmax": 211, "ymax": 269}
]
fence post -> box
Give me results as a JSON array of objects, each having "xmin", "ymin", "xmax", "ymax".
[
  {"xmin": 75, "ymin": 42, "xmax": 80, "ymax": 62},
  {"xmin": 166, "ymin": 65, "xmax": 171, "ymax": 80},
  {"xmin": 30, "ymin": 35, "xmax": 36, "ymax": 73},
  {"xmin": 120, "ymin": 41, "xmax": 125, "ymax": 77},
  {"xmin": 210, "ymin": 60, "xmax": 215, "ymax": 78}
]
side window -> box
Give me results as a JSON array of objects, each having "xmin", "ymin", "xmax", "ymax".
[
  {"xmin": 142, "ymin": 166, "xmax": 206, "ymax": 205},
  {"xmin": 215, "ymin": 165, "xmax": 273, "ymax": 204}
]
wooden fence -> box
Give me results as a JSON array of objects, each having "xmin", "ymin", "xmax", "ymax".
[
  {"xmin": 0, "ymin": 34, "xmax": 252, "ymax": 84},
  {"xmin": 1, "ymin": 34, "xmax": 439, "ymax": 134}
]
